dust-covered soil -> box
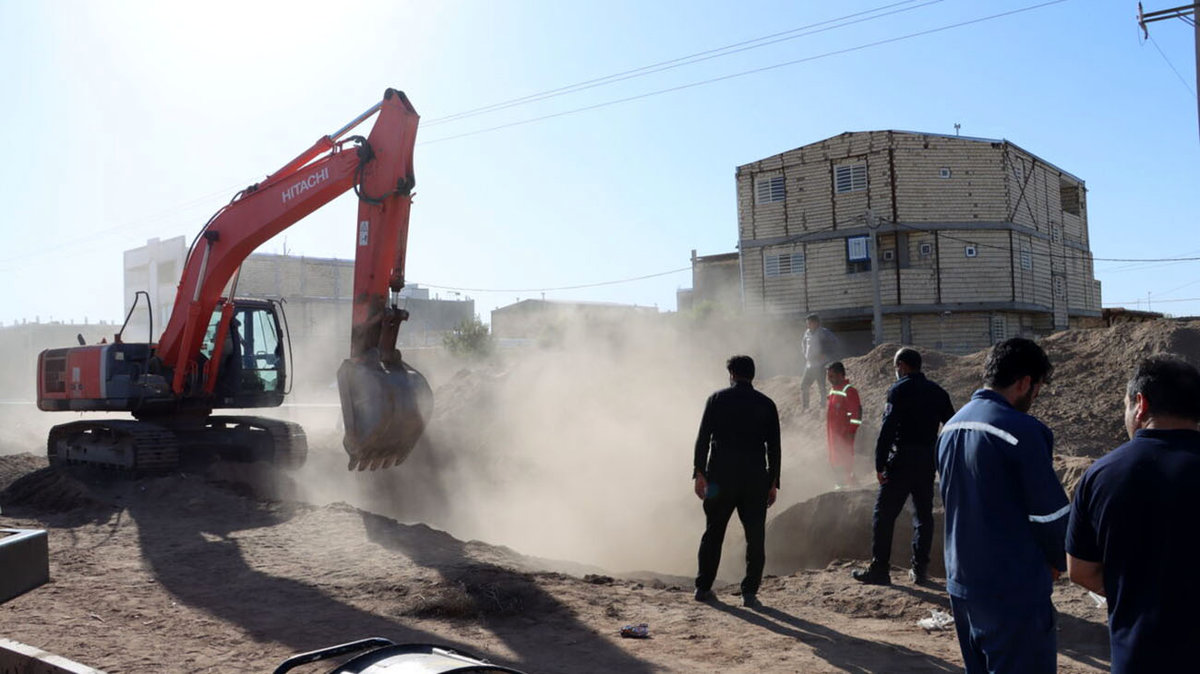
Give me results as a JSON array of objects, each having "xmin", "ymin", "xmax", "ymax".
[
  {"xmin": 6, "ymin": 318, "xmax": 1196, "ymax": 672},
  {"xmin": 0, "ymin": 456, "xmax": 1110, "ymax": 674}
]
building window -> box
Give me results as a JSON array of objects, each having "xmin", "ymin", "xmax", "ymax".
[
  {"xmin": 846, "ymin": 235, "xmax": 871, "ymax": 273},
  {"xmin": 1060, "ymin": 179, "xmax": 1083, "ymax": 216},
  {"xmin": 765, "ymin": 252, "xmax": 805, "ymax": 277},
  {"xmin": 939, "ymin": 168, "xmax": 952, "ymax": 179},
  {"xmin": 1020, "ymin": 246, "xmax": 1032, "ymax": 270},
  {"xmin": 755, "ymin": 175, "xmax": 785, "ymax": 204},
  {"xmin": 919, "ymin": 242, "xmax": 934, "ymax": 257},
  {"xmin": 834, "ymin": 163, "xmax": 867, "ymax": 194},
  {"xmin": 990, "ymin": 315, "xmax": 1007, "ymax": 344},
  {"xmin": 1054, "ymin": 276, "xmax": 1065, "ymax": 298},
  {"xmin": 964, "ymin": 245, "xmax": 978, "ymax": 258}
]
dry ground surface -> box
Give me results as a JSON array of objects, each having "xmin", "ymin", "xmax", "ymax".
[
  {"xmin": 6, "ymin": 319, "xmax": 1194, "ymax": 672},
  {"xmin": 0, "ymin": 456, "xmax": 1109, "ymax": 674}
]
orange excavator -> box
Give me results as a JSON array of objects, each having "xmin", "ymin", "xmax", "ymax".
[{"xmin": 35, "ymin": 88, "xmax": 432, "ymax": 472}]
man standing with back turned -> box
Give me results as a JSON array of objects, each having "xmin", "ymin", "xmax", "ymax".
[
  {"xmin": 938, "ymin": 338, "xmax": 1066, "ymax": 673},
  {"xmin": 852, "ymin": 347, "xmax": 954, "ymax": 586},
  {"xmin": 1067, "ymin": 356, "xmax": 1200, "ymax": 672},
  {"xmin": 800, "ymin": 314, "xmax": 839, "ymax": 410},
  {"xmin": 693, "ymin": 355, "xmax": 781, "ymax": 609}
]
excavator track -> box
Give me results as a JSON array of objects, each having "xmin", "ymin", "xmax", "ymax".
[
  {"xmin": 204, "ymin": 416, "xmax": 308, "ymax": 470},
  {"xmin": 46, "ymin": 416, "xmax": 307, "ymax": 473},
  {"xmin": 47, "ymin": 420, "xmax": 180, "ymax": 472}
]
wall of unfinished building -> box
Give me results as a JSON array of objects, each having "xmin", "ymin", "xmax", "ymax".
[
  {"xmin": 734, "ymin": 131, "xmax": 1101, "ymax": 353},
  {"xmin": 118, "ymin": 245, "xmax": 472, "ymax": 398},
  {"xmin": 123, "ymin": 236, "xmax": 188, "ymax": 340}
]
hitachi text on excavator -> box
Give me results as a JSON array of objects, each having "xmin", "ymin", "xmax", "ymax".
[{"xmin": 35, "ymin": 88, "xmax": 432, "ymax": 472}]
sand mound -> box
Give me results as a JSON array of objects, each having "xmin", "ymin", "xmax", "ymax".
[
  {"xmin": 0, "ymin": 452, "xmax": 46, "ymax": 491},
  {"xmin": 0, "ymin": 465, "xmax": 99, "ymax": 513},
  {"xmin": 764, "ymin": 487, "xmax": 945, "ymax": 577},
  {"xmin": 759, "ymin": 319, "xmax": 1200, "ymax": 575}
]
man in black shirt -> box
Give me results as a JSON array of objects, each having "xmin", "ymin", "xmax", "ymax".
[
  {"xmin": 693, "ymin": 355, "xmax": 781, "ymax": 608},
  {"xmin": 1067, "ymin": 356, "xmax": 1200, "ymax": 673},
  {"xmin": 853, "ymin": 347, "xmax": 954, "ymax": 585}
]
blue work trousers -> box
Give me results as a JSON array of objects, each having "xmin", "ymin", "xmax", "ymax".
[{"xmin": 949, "ymin": 594, "xmax": 1056, "ymax": 673}]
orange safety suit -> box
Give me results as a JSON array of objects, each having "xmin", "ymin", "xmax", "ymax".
[{"xmin": 826, "ymin": 381, "xmax": 862, "ymax": 485}]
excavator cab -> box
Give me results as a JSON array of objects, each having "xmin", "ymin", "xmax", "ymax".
[{"xmin": 203, "ymin": 299, "xmax": 289, "ymax": 409}]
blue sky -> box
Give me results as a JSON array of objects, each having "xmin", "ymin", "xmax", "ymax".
[{"xmin": 1, "ymin": 0, "xmax": 1196, "ymax": 327}]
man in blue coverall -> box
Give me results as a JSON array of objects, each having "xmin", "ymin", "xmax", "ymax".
[{"xmin": 938, "ymin": 338, "xmax": 1067, "ymax": 673}]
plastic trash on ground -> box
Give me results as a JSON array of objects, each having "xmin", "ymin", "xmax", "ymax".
[
  {"xmin": 1088, "ymin": 591, "xmax": 1108, "ymax": 608},
  {"xmin": 916, "ymin": 609, "xmax": 955, "ymax": 631},
  {"xmin": 620, "ymin": 623, "xmax": 650, "ymax": 639}
]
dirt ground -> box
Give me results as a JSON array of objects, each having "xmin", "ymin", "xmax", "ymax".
[
  {"xmin": 6, "ymin": 319, "xmax": 1195, "ymax": 673},
  {"xmin": 1, "ymin": 455, "xmax": 1109, "ymax": 674}
]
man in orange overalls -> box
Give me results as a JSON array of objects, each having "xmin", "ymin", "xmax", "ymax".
[{"xmin": 826, "ymin": 361, "xmax": 862, "ymax": 489}]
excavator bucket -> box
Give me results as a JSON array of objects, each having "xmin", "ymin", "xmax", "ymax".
[{"xmin": 337, "ymin": 355, "xmax": 433, "ymax": 471}]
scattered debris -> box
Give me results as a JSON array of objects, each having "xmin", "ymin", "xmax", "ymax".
[
  {"xmin": 916, "ymin": 610, "xmax": 954, "ymax": 631},
  {"xmin": 619, "ymin": 623, "xmax": 649, "ymax": 639},
  {"xmin": 584, "ymin": 574, "xmax": 614, "ymax": 585}
]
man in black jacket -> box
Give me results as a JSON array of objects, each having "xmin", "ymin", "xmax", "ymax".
[
  {"xmin": 693, "ymin": 355, "xmax": 781, "ymax": 608},
  {"xmin": 852, "ymin": 347, "xmax": 954, "ymax": 585}
]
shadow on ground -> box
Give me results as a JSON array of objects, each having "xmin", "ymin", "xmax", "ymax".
[{"xmin": 711, "ymin": 600, "xmax": 961, "ymax": 672}]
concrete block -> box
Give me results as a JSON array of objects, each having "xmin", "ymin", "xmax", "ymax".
[
  {"xmin": 0, "ymin": 529, "xmax": 49, "ymax": 604},
  {"xmin": 0, "ymin": 638, "xmax": 106, "ymax": 673}
]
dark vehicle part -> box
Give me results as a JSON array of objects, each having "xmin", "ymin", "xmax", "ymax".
[{"xmin": 273, "ymin": 638, "xmax": 528, "ymax": 674}]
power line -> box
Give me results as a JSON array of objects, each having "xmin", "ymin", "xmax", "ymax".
[
  {"xmin": 424, "ymin": 0, "xmax": 943, "ymax": 127},
  {"xmin": 1109, "ymin": 296, "xmax": 1200, "ymax": 305},
  {"xmin": 418, "ymin": 266, "xmax": 691, "ymax": 293},
  {"xmin": 0, "ymin": 180, "xmax": 248, "ymax": 267},
  {"xmin": 1147, "ymin": 34, "xmax": 1196, "ymax": 95},
  {"xmin": 421, "ymin": 0, "xmax": 1071, "ymax": 146}
]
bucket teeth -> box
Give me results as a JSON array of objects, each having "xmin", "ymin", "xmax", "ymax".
[{"xmin": 337, "ymin": 357, "xmax": 433, "ymax": 471}]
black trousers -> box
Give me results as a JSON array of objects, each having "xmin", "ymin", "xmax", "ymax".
[
  {"xmin": 870, "ymin": 468, "xmax": 934, "ymax": 571},
  {"xmin": 696, "ymin": 476, "xmax": 769, "ymax": 595},
  {"xmin": 800, "ymin": 364, "xmax": 827, "ymax": 408}
]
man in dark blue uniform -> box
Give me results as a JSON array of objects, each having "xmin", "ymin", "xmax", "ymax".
[
  {"xmin": 852, "ymin": 347, "xmax": 954, "ymax": 586},
  {"xmin": 938, "ymin": 338, "xmax": 1065, "ymax": 673},
  {"xmin": 693, "ymin": 355, "xmax": 781, "ymax": 609},
  {"xmin": 1067, "ymin": 356, "xmax": 1200, "ymax": 673}
]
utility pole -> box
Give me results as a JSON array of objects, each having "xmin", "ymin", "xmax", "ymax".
[
  {"xmin": 1138, "ymin": 3, "xmax": 1200, "ymax": 140},
  {"xmin": 866, "ymin": 209, "xmax": 884, "ymax": 346}
]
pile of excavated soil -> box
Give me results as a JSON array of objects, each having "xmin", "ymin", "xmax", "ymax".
[{"xmin": 758, "ymin": 318, "xmax": 1200, "ymax": 577}]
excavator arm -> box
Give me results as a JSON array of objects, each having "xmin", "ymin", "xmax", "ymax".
[{"xmin": 156, "ymin": 88, "xmax": 431, "ymax": 470}]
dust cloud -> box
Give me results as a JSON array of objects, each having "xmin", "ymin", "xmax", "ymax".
[
  {"xmin": 0, "ymin": 309, "xmax": 835, "ymax": 578},
  {"xmin": 290, "ymin": 311, "xmax": 834, "ymax": 577}
]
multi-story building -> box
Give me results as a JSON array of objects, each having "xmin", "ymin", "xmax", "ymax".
[
  {"xmin": 676, "ymin": 249, "xmax": 741, "ymax": 316},
  {"xmin": 491, "ymin": 299, "xmax": 658, "ymax": 343},
  {"xmin": 736, "ymin": 131, "xmax": 1101, "ymax": 353}
]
